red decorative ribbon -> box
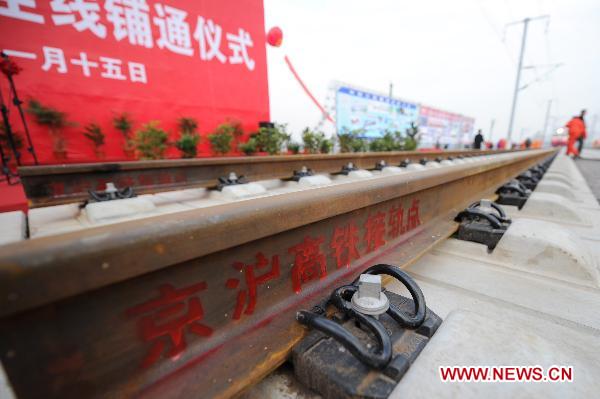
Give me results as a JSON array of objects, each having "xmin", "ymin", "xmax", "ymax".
[{"xmin": 284, "ymin": 55, "xmax": 334, "ymax": 123}]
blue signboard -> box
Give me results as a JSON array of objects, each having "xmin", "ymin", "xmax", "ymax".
[{"xmin": 335, "ymin": 86, "xmax": 419, "ymax": 138}]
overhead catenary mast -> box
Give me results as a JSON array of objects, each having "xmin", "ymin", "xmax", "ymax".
[
  {"xmin": 504, "ymin": 15, "xmax": 550, "ymax": 145},
  {"xmin": 542, "ymin": 99, "xmax": 553, "ymax": 147}
]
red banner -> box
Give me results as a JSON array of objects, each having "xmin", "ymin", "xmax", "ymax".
[{"xmin": 0, "ymin": 0, "xmax": 269, "ymax": 164}]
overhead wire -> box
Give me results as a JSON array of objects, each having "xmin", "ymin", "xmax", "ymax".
[{"xmin": 475, "ymin": 0, "xmax": 515, "ymax": 64}]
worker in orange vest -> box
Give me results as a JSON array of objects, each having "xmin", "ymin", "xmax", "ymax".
[{"xmin": 565, "ymin": 110, "xmax": 587, "ymax": 157}]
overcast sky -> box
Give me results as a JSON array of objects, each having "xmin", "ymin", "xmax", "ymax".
[{"xmin": 264, "ymin": 0, "xmax": 600, "ymax": 144}]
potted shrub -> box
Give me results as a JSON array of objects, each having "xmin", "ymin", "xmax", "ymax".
[
  {"xmin": 287, "ymin": 141, "xmax": 301, "ymax": 154},
  {"xmin": 403, "ymin": 122, "xmax": 420, "ymax": 150},
  {"xmin": 338, "ymin": 130, "xmax": 354, "ymax": 153},
  {"xmin": 175, "ymin": 117, "xmax": 200, "ymax": 158},
  {"xmin": 369, "ymin": 131, "xmax": 403, "ymax": 152},
  {"xmin": 208, "ymin": 121, "xmax": 237, "ymax": 155},
  {"xmin": 338, "ymin": 129, "xmax": 367, "ymax": 153},
  {"xmin": 255, "ymin": 123, "xmax": 290, "ymax": 155},
  {"xmin": 320, "ymin": 138, "xmax": 332, "ymax": 154},
  {"xmin": 175, "ymin": 132, "xmax": 200, "ymax": 158},
  {"xmin": 301, "ymin": 127, "xmax": 326, "ymax": 154},
  {"xmin": 113, "ymin": 113, "xmax": 135, "ymax": 158},
  {"xmin": 133, "ymin": 121, "xmax": 169, "ymax": 160},
  {"xmin": 238, "ymin": 137, "xmax": 257, "ymax": 156},
  {"xmin": 27, "ymin": 99, "xmax": 71, "ymax": 161},
  {"xmin": 83, "ymin": 123, "xmax": 105, "ymax": 158},
  {"xmin": 226, "ymin": 118, "xmax": 244, "ymax": 149}
]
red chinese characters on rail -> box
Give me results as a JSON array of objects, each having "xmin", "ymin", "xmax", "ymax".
[
  {"xmin": 289, "ymin": 236, "xmax": 327, "ymax": 293},
  {"xmin": 226, "ymin": 252, "xmax": 280, "ymax": 320},
  {"xmin": 330, "ymin": 222, "xmax": 360, "ymax": 269},
  {"xmin": 388, "ymin": 198, "xmax": 422, "ymax": 238},
  {"xmin": 122, "ymin": 198, "xmax": 423, "ymax": 369},
  {"xmin": 126, "ymin": 282, "xmax": 213, "ymax": 368},
  {"xmin": 406, "ymin": 199, "xmax": 421, "ymax": 231},
  {"xmin": 388, "ymin": 204, "xmax": 405, "ymax": 238},
  {"xmin": 364, "ymin": 212, "xmax": 386, "ymax": 253}
]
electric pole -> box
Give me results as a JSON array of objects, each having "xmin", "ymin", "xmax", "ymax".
[
  {"xmin": 489, "ymin": 118, "xmax": 496, "ymax": 138},
  {"xmin": 388, "ymin": 82, "xmax": 393, "ymax": 99},
  {"xmin": 542, "ymin": 99, "xmax": 552, "ymax": 147},
  {"xmin": 505, "ymin": 15, "xmax": 550, "ymax": 145}
]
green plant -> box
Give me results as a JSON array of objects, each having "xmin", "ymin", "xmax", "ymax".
[
  {"xmin": 175, "ymin": 117, "xmax": 200, "ymax": 158},
  {"xmin": 225, "ymin": 118, "xmax": 244, "ymax": 138},
  {"xmin": 352, "ymin": 139, "xmax": 367, "ymax": 152},
  {"xmin": 404, "ymin": 122, "xmax": 420, "ymax": 151},
  {"xmin": 287, "ymin": 141, "xmax": 301, "ymax": 154},
  {"xmin": 208, "ymin": 122, "xmax": 237, "ymax": 155},
  {"xmin": 225, "ymin": 118, "xmax": 245, "ymax": 150},
  {"xmin": 212, "ymin": 120, "xmax": 243, "ymax": 138},
  {"xmin": 27, "ymin": 99, "xmax": 68, "ymax": 130},
  {"xmin": 113, "ymin": 112, "xmax": 135, "ymax": 153},
  {"xmin": 209, "ymin": 131, "xmax": 232, "ymax": 154},
  {"xmin": 338, "ymin": 129, "xmax": 368, "ymax": 152},
  {"xmin": 27, "ymin": 99, "xmax": 70, "ymax": 152},
  {"xmin": 320, "ymin": 138, "xmax": 333, "ymax": 154},
  {"xmin": 369, "ymin": 131, "xmax": 403, "ymax": 152},
  {"xmin": 83, "ymin": 123, "xmax": 105, "ymax": 148},
  {"xmin": 239, "ymin": 137, "xmax": 257, "ymax": 155},
  {"xmin": 178, "ymin": 117, "xmax": 198, "ymax": 135},
  {"xmin": 113, "ymin": 113, "xmax": 133, "ymax": 136},
  {"xmin": 338, "ymin": 132, "xmax": 352, "ymax": 153},
  {"xmin": 254, "ymin": 123, "xmax": 290, "ymax": 155},
  {"xmin": 134, "ymin": 121, "xmax": 169, "ymax": 160},
  {"xmin": 175, "ymin": 133, "xmax": 200, "ymax": 158},
  {"xmin": 338, "ymin": 129, "xmax": 367, "ymax": 153},
  {"xmin": 301, "ymin": 128, "xmax": 326, "ymax": 154}
]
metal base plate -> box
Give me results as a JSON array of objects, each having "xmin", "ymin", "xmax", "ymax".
[{"xmin": 292, "ymin": 291, "xmax": 442, "ymax": 399}]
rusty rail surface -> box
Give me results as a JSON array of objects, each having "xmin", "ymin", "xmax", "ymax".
[
  {"xmin": 18, "ymin": 149, "xmax": 515, "ymax": 207},
  {"xmin": 0, "ymin": 149, "xmax": 555, "ymax": 398}
]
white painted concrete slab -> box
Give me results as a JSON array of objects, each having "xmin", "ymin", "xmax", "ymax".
[
  {"xmin": 0, "ymin": 211, "xmax": 26, "ymax": 246},
  {"xmin": 84, "ymin": 197, "xmax": 156, "ymax": 223},
  {"xmin": 28, "ymin": 204, "xmax": 83, "ymax": 238},
  {"xmin": 379, "ymin": 166, "xmax": 406, "ymax": 175},
  {"xmin": 220, "ymin": 182, "xmax": 268, "ymax": 199},
  {"xmin": 535, "ymin": 180, "xmax": 594, "ymax": 204},
  {"xmin": 425, "ymin": 161, "xmax": 442, "ymax": 168},
  {"xmin": 494, "ymin": 218, "xmax": 600, "ymax": 285},
  {"xmin": 406, "ymin": 163, "xmax": 426, "ymax": 171},
  {"xmin": 348, "ymin": 169, "xmax": 374, "ymax": 179},
  {"xmin": 385, "ymin": 153, "xmax": 600, "ymax": 397},
  {"xmin": 298, "ymin": 174, "xmax": 332, "ymax": 186},
  {"xmin": 390, "ymin": 310, "xmax": 600, "ymax": 399}
]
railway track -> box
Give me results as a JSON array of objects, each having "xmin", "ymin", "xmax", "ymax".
[
  {"xmin": 0, "ymin": 148, "xmax": 555, "ymax": 398},
  {"xmin": 18, "ymin": 149, "xmax": 514, "ymax": 207}
]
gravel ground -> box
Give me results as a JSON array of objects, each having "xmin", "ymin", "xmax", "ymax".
[{"xmin": 575, "ymin": 148, "xmax": 600, "ymax": 203}]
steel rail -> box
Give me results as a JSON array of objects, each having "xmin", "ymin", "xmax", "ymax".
[
  {"xmin": 18, "ymin": 149, "xmax": 515, "ymax": 207},
  {"xmin": 0, "ymin": 149, "xmax": 555, "ymax": 399}
]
